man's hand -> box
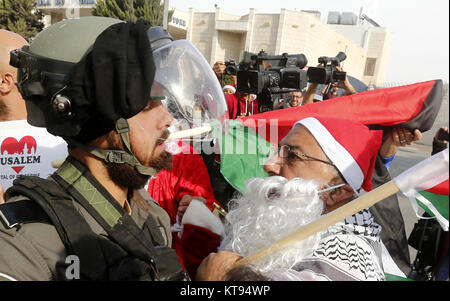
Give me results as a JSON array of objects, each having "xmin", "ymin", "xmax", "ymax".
[
  {"xmin": 0, "ymin": 184, "xmax": 5, "ymax": 204},
  {"xmin": 434, "ymin": 127, "xmax": 449, "ymax": 144},
  {"xmin": 196, "ymin": 251, "xmax": 242, "ymax": 281},
  {"xmin": 213, "ymin": 61, "xmax": 226, "ymax": 77},
  {"xmin": 380, "ymin": 128, "xmax": 422, "ymax": 157},
  {"xmin": 391, "ymin": 128, "xmax": 422, "ymax": 147},
  {"xmin": 335, "ymin": 66, "xmax": 357, "ymax": 94},
  {"xmin": 177, "ymin": 195, "xmax": 206, "ymax": 221}
]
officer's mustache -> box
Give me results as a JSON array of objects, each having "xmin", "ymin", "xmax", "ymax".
[{"xmin": 156, "ymin": 130, "xmax": 170, "ymax": 147}]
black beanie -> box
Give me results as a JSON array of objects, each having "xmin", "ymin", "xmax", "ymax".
[{"xmin": 64, "ymin": 19, "xmax": 155, "ymax": 143}]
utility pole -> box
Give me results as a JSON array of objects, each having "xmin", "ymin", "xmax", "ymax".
[{"xmin": 163, "ymin": 0, "xmax": 169, "ymax": 29}]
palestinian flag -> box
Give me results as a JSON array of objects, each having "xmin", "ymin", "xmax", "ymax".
[
  {"xmin": 395, "ymin": 148, "xmax": 449, "ymax": 231},
  {"xmin": 415, "ymin": 179, "xmax": 449, "ymax": 230},
  {"xmin": 213, "ymin": 80, "xmax": 444, "ymax": 194}
]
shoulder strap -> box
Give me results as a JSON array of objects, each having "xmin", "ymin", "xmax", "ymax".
[
  {"xmin": 52, "ymin": 157, "xmax": 185, "ymax": 280},
  {"xmin": 0, "ymin": 199, "xmax": 51, "ymax": 228},
  {"xmin": 52, "ymin": 158, "xmax": 159, "ymax": 259}
]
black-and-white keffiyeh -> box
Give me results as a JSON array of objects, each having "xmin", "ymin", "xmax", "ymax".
[{"xmin": 275, "ymin": 209, "xmax": 386, "ymax": 281}]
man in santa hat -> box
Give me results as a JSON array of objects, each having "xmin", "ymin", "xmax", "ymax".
[{"xmin": 194, "ymin": 116, "xmax": 405, "ymax": 280}]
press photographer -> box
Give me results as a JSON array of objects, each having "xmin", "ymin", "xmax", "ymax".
[
  {"xmin": 213, "ymin": 57, "xmax": 259, "ymax": 119},
  {"xmin": 216, "ymin": 50, "xmax": 358, "ymax": 114},
  {"xmin": 303, "ymin": 52, "xmax": 357, "ymax": 104},
  {"xmin": 235, "ymin": 50, "xmax": 308, "ymax": 113}
]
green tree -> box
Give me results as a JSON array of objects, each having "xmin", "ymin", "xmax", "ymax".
[
  {"xmin": 0, "ymin": 0, "xmax": 44, "ymax": 41},
  {"xmin": 93, "ymin": 0, "xmax": 173, "ymax": 26}
]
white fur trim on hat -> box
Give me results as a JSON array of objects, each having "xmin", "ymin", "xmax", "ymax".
[
  {"xmin": 223, "ymin": 85, "xmax": 236, "ymax": 93},
  {"xmin": 294, "ymin": 117, "xmax": 364, "ymax": 192},
  {"xmin": 181, "ymin": 199, "xmax": 225, "ymax": 236}
]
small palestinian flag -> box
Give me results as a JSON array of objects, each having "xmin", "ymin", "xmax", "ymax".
[
  {"xmin": 394, "ymin": 148, "xmax": 449, "ymax": 231},
  {"xmin": 415, "ymin": 179, "xmax": 449, "ymax": 231}
]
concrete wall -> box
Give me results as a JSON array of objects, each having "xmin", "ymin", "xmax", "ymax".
[
  {"xmin": 188, "ymin": 12, "xmax": 216, "ymax": 64},
  {"xmin": 216, "ymin": 31, "xmax": 245, "ymax": 62},
  {"xmin": 362, "ymin": 28, "xmax": 392, "ymax": 85},
  {"xmin": 277, "ymin": 11, "xmax": 366, "ymax": 80},
  {"xmin": 250, "ymin": 14, "xmax": 280, "ymax": 54}
]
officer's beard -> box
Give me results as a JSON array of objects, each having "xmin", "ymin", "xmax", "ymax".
[
  {"xmin": 0, "ymin": 101, "xmax": 9, "ymax": 121},
  {"xmin": 105, "ymin": 130, "xmax": 172, "ymax": 191}
]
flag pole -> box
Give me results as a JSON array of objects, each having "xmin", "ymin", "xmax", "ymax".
[{"xmin": 238, "ymin": 180, "xmax": 400, "ymax": 266}]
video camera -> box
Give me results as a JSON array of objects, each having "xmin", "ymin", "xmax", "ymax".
[
  {"xmin": 224, "ymin": 59, "xmax": 239, "ymax": 76},
  {"xmin": 230, "ymin": 50, "xmax": 349, "ymax": 112},
  {"xmin": 236, "ymin": 50, "xmax": 308, "ymax": 95},
  {"xmin": 306, "ymin": 52, "xmax": 347, "ymax": 96}
]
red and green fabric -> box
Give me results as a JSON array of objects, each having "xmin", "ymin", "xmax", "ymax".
[
  {"xmin": 241, "ymin": 80, "xmax": 443, "ymax": 145},
  {"xmin": 212, "ymin": 119, "xmax": 273, "ymax": 193},
  {"xmin": 214, "ymin": 80, "xmax": 444, "ymax": 194},
  {"xmin": 416, "ymin": 179, "xmax": 449, "ymax": 230},
  {"xmin": 394, "ymin": 148, "xmax": 449, "ymax": 231}
]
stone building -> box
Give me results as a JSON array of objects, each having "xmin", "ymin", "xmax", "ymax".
[{"xmin": 36, "ymin": 1, "xmax": 392, "ymax": 85}]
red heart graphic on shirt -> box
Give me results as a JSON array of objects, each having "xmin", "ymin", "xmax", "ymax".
[{"xmin": 1, "ymin": 136, "xmax": 37, "ymax": 174}]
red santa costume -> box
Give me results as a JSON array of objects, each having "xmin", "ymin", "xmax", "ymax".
[
  {"xmin": 146, "ymin": 140, "xmax": 221, "ymax": 271},
  {"xmin": 225, "ymin": 92, "xmax": 259, "ymax": 119}
]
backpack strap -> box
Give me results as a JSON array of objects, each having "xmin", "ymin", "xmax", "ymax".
[{"xmin": 0, "ymin": 199, "xmax": 51, "ymax": 229}]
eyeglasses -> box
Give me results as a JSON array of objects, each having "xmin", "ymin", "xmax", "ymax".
[{"xmin": 277, "ymin": 144, "xmax": 337, "ymax": 167}]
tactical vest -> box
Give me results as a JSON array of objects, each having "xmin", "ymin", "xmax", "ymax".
[{"xmin": 1, "ymin": 157, "xmax": 188, "ymax": 281}]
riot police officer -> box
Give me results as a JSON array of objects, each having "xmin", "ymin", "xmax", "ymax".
[{"xmin": 0, "ymin": 16, "xmax": 227, "ymax": 281}]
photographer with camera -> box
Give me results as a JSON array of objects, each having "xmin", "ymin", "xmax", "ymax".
[
  {"xmin": 303, "ymin": 67, "xmax": 357, "ymax": 105},
  {"xmin": 234, "ymin": 51, "xmax": 308, "ymax": 113},
  {"xmin": 303, "ymin": 52, "xmax": 357, "ymax": 104},
  {"xmin": 213, "ymin": 60, "xmax": 259, "ymax": 119},
  {"xmin": 213, "ymin": 60, "xmax": 237, "ymax": 88}
]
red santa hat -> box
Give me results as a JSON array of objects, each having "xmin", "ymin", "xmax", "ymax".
[
  {"xmin": 294, "ymin": 116, "xmax": 382, "ymax": 192},
  {"xmin": 222, "ymin": 84, "xmax": 236, "ymax": 94}
]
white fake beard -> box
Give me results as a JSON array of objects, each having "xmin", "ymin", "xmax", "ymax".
[{"xmin": 219, "ymin": 176, "xmax": 324, "ymax": 272}]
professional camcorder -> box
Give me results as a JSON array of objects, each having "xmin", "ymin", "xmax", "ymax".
[
  {"xmin": 236, "ymin": 50, "xmax": 308, "ymax": 95},
  {"xmin": 306, "ymin": 51, "xmax": 347, "ymax": 85},
  {"xmin": 306, "ymin": 51, "xmax": 347, "ymax": 99},
  {"xmin": 224, "ymin": 59, "xmax": 239, "ymax": 75},
  {"xmin": 230, "ymin": 50, "xmax": 349, "ymax": 112}
]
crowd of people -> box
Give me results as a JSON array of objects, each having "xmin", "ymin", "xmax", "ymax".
[{"xmin": 0, "ymin": 17, "xmax": 447, "ymax": 283}]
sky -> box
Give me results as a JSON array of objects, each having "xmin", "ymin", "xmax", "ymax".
[{"xmin": 168, "ymin": 0, "xmax": 449, "ymax": 84}]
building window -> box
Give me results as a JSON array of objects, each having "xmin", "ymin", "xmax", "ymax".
[{"xmin": 364, "ymin": 58, "xmax": 377, "ymax": 76}]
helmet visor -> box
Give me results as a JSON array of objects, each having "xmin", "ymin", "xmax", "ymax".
[{"xmin": 151, "ymin": 40, "xmax": 227, "ymax": 139}]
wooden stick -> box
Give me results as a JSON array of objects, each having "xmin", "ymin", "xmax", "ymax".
[
  {"xmin": 238, "ymin": 180, "xmax": 400, "ymax": 266},
  {"xmin": 167, "ymin": 125, "xmax": 212, "ymax": 140}
]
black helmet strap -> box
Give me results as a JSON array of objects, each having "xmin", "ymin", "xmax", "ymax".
[{"xmin": 66, "ymin": 118, "xmax": 159, "ymax": 177}]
